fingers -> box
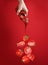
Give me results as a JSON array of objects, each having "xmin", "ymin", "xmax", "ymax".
[
  {"xmin": 23, "ymin": 6, "xmax": 28, "ymax": 16},
  {"xmin": 17, "ymin": 5, "xmax": 22, "ymax": 15},
  {"xmin": 25, "ymin": 9, "xmax": 28, "ymax": 16},
  {"xmin": 17, "ymin": 6, "xmax": 28, "ymax": 16}
]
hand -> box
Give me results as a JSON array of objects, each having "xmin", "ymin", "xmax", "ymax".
[{"xmin": 17, "ymin": 0, "xmax": 28, "ymax": 16}]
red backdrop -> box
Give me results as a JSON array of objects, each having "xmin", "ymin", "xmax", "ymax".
[{"xmin": 0, "ymin": 0, "xmax": 48, "ymax": 65}]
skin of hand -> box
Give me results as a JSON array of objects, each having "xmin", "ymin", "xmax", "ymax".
[{"xmin": 17, "ymin": 0, "xmax": 28, "ymax": 16}]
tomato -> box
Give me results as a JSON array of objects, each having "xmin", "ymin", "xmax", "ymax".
[
  {"xmin": 24, "ymin": 46, "xmax": 32, "ymax": 54},
  {"xmin": 28, "ymin": 41, "xmax": 35, "ymax": 47},
  {"xmin": 16, "ymin": 49, "xmax": 23, "ymax": 57},
  {"xmin": 16, "ymin": 41, "xmax": 25, "ymax": 47},
  {"xmin": 27, "ymin": 54, "xmax": 35, "ymax": 61},
  {"xmin": 22, "ymin": 55, "xmax": 30, "ymax": 63}
]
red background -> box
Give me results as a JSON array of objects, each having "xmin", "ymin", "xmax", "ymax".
[{"xmin": 0, "ymin": 0, "xmax": 48, "ymax": 65}]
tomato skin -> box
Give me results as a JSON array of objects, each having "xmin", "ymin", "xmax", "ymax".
[
  {"xmin": 16, "ymin": 49, "xmax": 23, "ymax": 57},
  {"xmin": 22, "ymin": 55, "xmax": 30, "ymax": 63},
  {"xmin": 27, "ymin": 54, "xmax": 35, "ymax": 61},
  {"xmin": 24, "ymin": 46, "xmax": 32, "ymax": 54},
  {"xmin": 16, "ymin": 41, "xmax": 25, "ymax": 47},
  {"xmin": 28, "ymin": 41, "xmax": 35, "ymax": 47}
]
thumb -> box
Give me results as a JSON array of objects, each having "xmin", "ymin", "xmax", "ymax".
[{"xmin": 17, "ymin": 6, "xmax": 22, "ymax": 15}]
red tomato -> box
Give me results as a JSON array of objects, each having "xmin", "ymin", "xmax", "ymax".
[
  {"xmin": 16, "ymin": 49, "xmax": 23, "ymax": 57},
  {"xmin": 24, "ymin": 46, "xmax": 32, "ymax": 54},
  {"xmin": 27, "ymin": 54, "xmax": 35, "ymax": 61},
  {"xmin": 28, "ymin": 41, "xmax": 35, "ymax": 47},
  {"xmin": 22, "ymin": 55, "xmax": 30, "ymax": 63},
  {"xmin": 16, "ymin": 41, "xmax": 25, "ymax": 47}
]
